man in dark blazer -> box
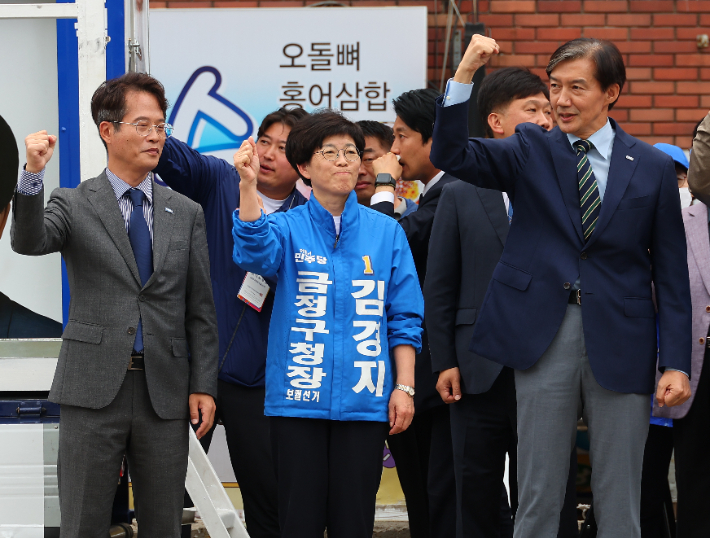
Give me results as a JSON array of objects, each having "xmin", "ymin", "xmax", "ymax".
[
  {"xmin": 11, "ymin": 73, "xmax": 218, "ymax": 537},
  {"xmin": 426, "ymin": 67, "xmax": 577, "ymax": 538},
  {"xmin": 431, "ymin": 36, "xmax": 692, "ymax": 538},
  {"xmin": 370, "ymin": 88, "xmax": 457, "ymax": 538}
]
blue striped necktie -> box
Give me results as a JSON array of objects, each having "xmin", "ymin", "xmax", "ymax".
[
  {"xmin": 574, "ymin": 139, "xmax": 601, "ymax": 242},
  {"xmin": 127, "ymin": 189, "xmax": 153, "ymax": 352}
]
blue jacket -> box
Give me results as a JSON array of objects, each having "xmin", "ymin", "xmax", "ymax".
[
  {"xmin": 232, "ymin": 191, "xmax": 424, "ymax": 422},
  {"xmin": 154, "ymin": 137, "xmax": 308, "ymax": 388},
  {"xmin": 431, "ymin": 97, "xmax": 691, "ymax": 394}
]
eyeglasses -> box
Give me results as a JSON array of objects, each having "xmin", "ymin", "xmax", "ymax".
[
  {"xmin": 112, "ymin": 121, "xmax": 174, "ymax": 138},
  {"xmin": 313, "ymin": 147, "xmax": 361, "ymax": 162}
]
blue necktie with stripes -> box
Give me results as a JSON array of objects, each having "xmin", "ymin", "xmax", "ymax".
[
  {"xmin": 127, "ymin": 189, "xmax": 153, "ymax": 352},
  {"xmin": 574, "ymin": 140, "xmax": 601, "ymax": 242}
]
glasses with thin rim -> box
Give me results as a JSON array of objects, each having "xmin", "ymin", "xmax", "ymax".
[
  {"xmin": 112, "ymin": 121, "xmax": 174, "ymax": 138},
  {"xmin": 313, "ymin": 147, "xmax": 361, "ymax": 162}
]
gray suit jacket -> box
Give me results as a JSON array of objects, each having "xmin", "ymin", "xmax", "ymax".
[
  {"xmin": 425, "ymin": 181, "xmax": 509, "ymax": 394},
  {"xmin": 654, "ymin": 202, "xmax": 710, "ymax": 419},
  {"xmin": 11, "ymin": 172, "xmax": 218, "ymax": 419}
]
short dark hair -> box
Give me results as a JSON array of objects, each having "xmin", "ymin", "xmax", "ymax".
[
  {"xmin": 257, "ymin": 107, "xmax": 309, "ymax": 139},
  {"xmin": 392, "ymin": 88, "xmax": 439, "ymax": 143},
  {"xmin": 356, "ymin": 120, "xmax": 394, "ymax": 151},
  {"xmin": 477, "ymin": 67, "xmax": 550, "ymax": 138},
  {"xmin": 285, "ymin": 109, "xmax": 365, "ymax": 186},
  {"xmin": 91, "ymin": 72, "xmax": 169, "ymax": 148},
  {"xmin": 546, "ymin": 38, "xmax": 626, "ymax": 110}
]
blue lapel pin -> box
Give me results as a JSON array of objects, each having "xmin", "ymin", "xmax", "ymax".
[{"xmin": 165, "ymin": 207, "xmax": 173, "ymax": 214}]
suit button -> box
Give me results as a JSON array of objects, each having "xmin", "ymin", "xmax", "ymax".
[
  {"xmin": 563, "ymin": 282, "xmax": 571, "ymax": 290},
  {"xmin": 701, "ymin": 337, "xmax": 705, "ymax": 345},
  {"xmin": 128, "ymin": 327, "xmax": 136, "ymax": 335},
  {"xmin": 139, "ymin": 295, "xmax": 145, "ymax": 302},
  {"xmin": 706, "ymin": 306, "xmax": 710, "ymax": 313},
  {"xmin": 581, "ymin": 252, "xmax": 587, "ymax": 260}
]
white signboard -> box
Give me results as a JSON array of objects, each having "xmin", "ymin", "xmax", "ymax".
[{"xmin": 150, "ymin": 7, "xmax": 427, "ymax": 162}]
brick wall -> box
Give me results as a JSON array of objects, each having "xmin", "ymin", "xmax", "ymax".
[{"xmin": 151, "ymin": 0, "xmax": 710, "ymax": 147}]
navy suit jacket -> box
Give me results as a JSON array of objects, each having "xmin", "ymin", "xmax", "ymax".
[{"xmin": 430, "ymin": 97, "xmax": 691, "ymax": 394}]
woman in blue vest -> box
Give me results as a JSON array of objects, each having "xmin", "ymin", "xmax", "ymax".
[{"xmin": 232, "ymin": 110, "xmax": 423, "ymax": 538}]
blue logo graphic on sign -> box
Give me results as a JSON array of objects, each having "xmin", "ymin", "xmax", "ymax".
[{"xmin": 169, "ymin": 66, "xmax": 254, "ymax": 153}]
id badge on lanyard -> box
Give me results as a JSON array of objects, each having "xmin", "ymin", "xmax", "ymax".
[{"xmin": 238, "ymin": 272, "xmax": 270, "ymax": 312}]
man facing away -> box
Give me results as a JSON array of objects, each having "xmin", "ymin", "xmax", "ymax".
[
  {"xmin": 430, "ymin": 36, "xmax": 691, "ymax": 538},
  {"xmin": 354, "ymin": 120, "xmax": 416, "ymax": 219},
  {"xmin": 11, "ymin": 73, "xmax": 218, "ymax": 537},
  {"xmin": 153, "ymin": 107, "xmax": 309, "ymax": 538}
]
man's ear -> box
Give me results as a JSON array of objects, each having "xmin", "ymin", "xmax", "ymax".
[
  {"xmin": 488, "ymin": 113, "xmax": 505, "ymax": 136},
  {"xmin": 605, "ymin": 84, "xmax": 621, "ymax": 108},
  {"xmin": 98, "ymin": 121, "xmax": 113, "ymax": 146},
  {"xmin": 297, "ymin": 162, "xmax": 311, "ymax": 181},
  {"xmin": 0, "ymin": 203, "xmax": 10, "ymax": 240}
]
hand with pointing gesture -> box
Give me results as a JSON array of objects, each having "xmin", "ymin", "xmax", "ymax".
[{"xmin": 234, "ymin": 136, "xmax": 259, "ymax": 186}]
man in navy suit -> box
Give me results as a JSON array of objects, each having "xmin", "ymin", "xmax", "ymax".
[{"xmin": 430, "ymin": 36, "xmax": 692, "ymax": 538}]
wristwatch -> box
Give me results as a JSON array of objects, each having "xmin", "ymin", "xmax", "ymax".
[
  {"xmin": 375, "ymin": 173, "xmax": 397, "ymax": 189},
  {"xmin": 395, "ymin": 384, "xmax": 415, "ymax": 397}
]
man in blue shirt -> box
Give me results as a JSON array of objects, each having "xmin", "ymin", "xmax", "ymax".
[{"xmin": 153, "ymin": 107, "xmax": 308, "ymax": 538}]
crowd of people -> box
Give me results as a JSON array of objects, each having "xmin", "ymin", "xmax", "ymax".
[{"xmin": 7, "ymin": 32, "xmax": 710, "ymax": 538}]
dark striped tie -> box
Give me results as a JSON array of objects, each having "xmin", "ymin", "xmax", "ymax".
[{"xmin": 574, "ymin": 139, "xmax": 601, "ymax": 242}]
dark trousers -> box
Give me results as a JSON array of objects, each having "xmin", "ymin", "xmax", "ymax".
[
  {"xmin": 188, "ymin": 381, "xmax": 279, "ymax": 538},
  {"xmin": 270, "ymin": 416, "xmax": 389, "ymax": 538},
  {"xmin": 674, "ymin": 348, "xmax": 710, "ymax": 538},
  {"xmin": 58, "ymin": 371, "xmax": 188, "ymax": 538},
  {"xmin": 640, "ymin": 424, "xmax": 675, "ymax": 538},
  {"xmin": 450, "ymin": 367, "xmax": 579, "ymax": 538}
]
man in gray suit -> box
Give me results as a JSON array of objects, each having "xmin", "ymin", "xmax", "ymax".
[{"xmin": 11, "ymin": 73, "xmax": 218, "ymax": 537}]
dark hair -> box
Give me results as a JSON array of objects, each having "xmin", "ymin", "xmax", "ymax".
[
  {"xmin": 91, "ymin": 72, "xmax": 169, "ymax": 148},
  {"xmin": 285, "ymin": 109, "xmax": 365, "ymax": 186},
  {"xmin": 392, "ymin": 88, "xmax": 439, "ymax": 143},
  {"xmin": 257, "ymin": 107, "xmax": 309, "ymax": 139},
  {"xmin": 546, "ymin": 38, "xmax": 626, "ymax": 110},
  {"xmin": 477, "ymin": 67, "xmax": 550, "ymax": 138},
  {"xmin": 356, "ymin": 120, "xmax": 394, "ymax": 151}
]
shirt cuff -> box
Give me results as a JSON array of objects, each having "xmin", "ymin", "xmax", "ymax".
[
  {"xmin": 443, "ymin": 79, "xmax": 474, "ymax": 107},
  {"xmin": 665, "ymin": 368, "xmax": 689, "ymax": 378},
  {"xmin": 17, "ymin": 167, "xmax": 45, "ymax": 196},
  {"xmin": 371, "ymin": 191, "xmax": 395, "ymax": 206}
]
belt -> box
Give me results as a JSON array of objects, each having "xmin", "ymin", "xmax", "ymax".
[
  {"xmin": 128, "ymin": 353, "xmax": 145, "ymax": 371},
  {"xmin": 568, "ymin": 289, "xmax": 582, "ymax": 305}
]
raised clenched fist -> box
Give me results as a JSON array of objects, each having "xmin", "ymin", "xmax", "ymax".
[
  {"xmin": 25, "ymin": 131, "xmax": 56, "ymax": 174},
  {"xmin": 234, "ymin": 136, "xmax": 259, "ymax": 185},
  {"xmin": 454, "ymin": 34, "xmax": 500, "ymax": 84}
]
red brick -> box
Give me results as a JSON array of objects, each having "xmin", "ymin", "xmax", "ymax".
[
  {"xmin": 654, "ymin": 95, "xmax": 699, "ymax": 108},
  {"xmin": 396, "ymin": 0, "xmax": 433, "ymax": 7},
  {"xmin": 676, "ymin": 28, "xmax": 708, "ymax": 40},
  {"xmin": 489, "ymin": 1, "xmax": 536, "ymax": 12},
  {"xmin": 628, "ymin": 54, "xmax": 674, "ymax": 66},
  {"xmin": 584, "ymin": 1, "xmax": 628, "ymax": 12},
  {"xmin": 701, "ymin": 67, "xmax": 710, "ymax": 79},
  {"xmin": 478, "ymin": 0, "xmax": 489, "ymax": 10},
  {"xmin": 654, "ymin": 123, "xmax": 697, "ymax": 135},
  {"xmin": 630, "ymin": 81, "xmax": 675, "ymax": 93},
  {"xmin": 618, "ymin": 95, "xmax": 653, "ymax": 108},
  {"xmin": 515, "ymin": 14, "xmax": 559, "ymax": 26},
  {"xmin": 652, "ymin": 13, "xmax": 698, "ymax": 26},
  {"xmin": 583, "ymin": 28, "xmax": 628, "ymax": 40},
  {"xmin": 167, "ymin": 1, "xmax": 213, "ymax": 7},
  {"xmin": 607, "ymin": 14, "xmax": 651, "ymax": 26},
  {"xmin": 624, "ymin": 123, "xmax": 652, "ymax": 135},
  {"xmin": 259, "ymin": 0, "xmax": 303, "ymax": 5},
  {"xmin": 531, "ymin": 67, "xmax": 549, "ymax": 80},
  {"xmin": 479, "ymin": 14, "xmax": 514, "ymax": 26},
  {"xmin": 675, "ymin": 54, "xmax": 710, "ymax": 66},
  {"xmin": 537, "ymin": 28, "xmax": 582, "ymax": 41},
  {"xmin": 492, "ymin": 28, "xmax": 536, "ymax": 40},
  {"xmin": 489, "ymin": 54, "xmax": 536, "ymax": 67},
  {"xmin": 497, "ymin": 41, "xmax": 514, "ymax": 54},
  {"xmin": 701, "ymin": 14, "xmax": 710, "ymax": 25},
  {"xmin": 428, "ymin": 14, "xmax": 451, "ymax": 27},
  {"xmin": 641, "ymin": 136, "xmax": 675, "ymax": 144},
  {"xmin": 674, "ymin": 136, "xmax": 693, "ymax": 149},
  {"xmin": 628, "ymin": 1, "xmax": 675, "ymax": 11},
  {"xmin": 536, "ymin": 54, "xmax": 552, "ymax": 67},
  {"xmin": 630, "ymin": 109, "xmax": 675, "ymax": 121},
  {"xmin": 615, "ymin": 41, "xmax": 652, "ymax": 53},
  {"xmin": 654, "ymin": 67, "xmax": 699, "ymax": 80},
  {"xmin": 515, "ymin": 42, "xmax": 559, "ymax": 54},
  {"xmin": 678, "ymin": 1, "xmax": 710, "ymax": 12},
  {"xmin": 214, "ymin": 0, "xmax": 258, "ymax": 5},
  {"xmin": 151, "ymin": 1, "xmax": 167, "ymax": 6},
  {"xmin": 655, "ymin": 41, "xmax": 701, "ymax": 53},
  {"xmin": 677, "ymin": 109, "xmax": 709, "ymax": 121},
  {"xmin": 702, "ymin": 95, "xmax": 710, "ymax": 108},
  {"xmin": 537, "ymin": 0, "xmax": 582, "ymax": 12},
  {"xmin": 626, "ymin": 67, "xmax": 651, "ymax": 80},
  {"xmin": 630, "ymin": 28, "xmax": 675, "ymax": 40},
  {"xmin": 560, "ymin": 14, "xmax": 605, "ymax": 26},
  {"xmin": 678, "ymin": 81, "xmax": 710, "ymax": 94},
  {"xmin": 609, "ymin": 109, "xmax": 628, "ymax": 122}
]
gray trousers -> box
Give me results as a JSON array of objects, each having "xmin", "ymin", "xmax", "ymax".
[
  {"xmin": 513, "ymin": 305, "xmax": 649, "ymax": 538},
  {"xmin": 57, "ymin": 370, "xmax": 189, "ymax": 537}
]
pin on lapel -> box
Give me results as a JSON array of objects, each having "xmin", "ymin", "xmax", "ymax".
[
  {"xmin": 626, "ymin": 155, "xmax": 634, "ymax": 161},
  {"xmin": 165, "ymin": 207, "xmax": 173, "ymax": 214}
]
